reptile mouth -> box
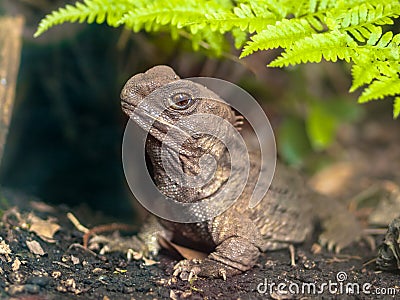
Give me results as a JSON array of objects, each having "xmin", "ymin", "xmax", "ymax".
[
  {"xmin": 122, "ymin": 102, "xmax": 189, "ymax": 137},
  {"xmin": 121, "ymin": 100, "xmax": 198, "ymax": 157}
]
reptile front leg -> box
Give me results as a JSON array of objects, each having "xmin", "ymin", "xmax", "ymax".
[{"xmin": 173, "ymin": 212, "xmax": 263, "ymax": 280}]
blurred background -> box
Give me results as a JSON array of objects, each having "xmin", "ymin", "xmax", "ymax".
[{"xmin": 0, "ymin": 0, "xmax": 397, "ymax": 222}]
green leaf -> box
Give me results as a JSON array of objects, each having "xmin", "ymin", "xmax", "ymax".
[
  {"xmin": 306, "ymin": 103, "xmax": 338, "ymax": 151},
  {"xmin": 322, "ymin": 98, "xmax": 363, "ymax": 122},
  {"xmin": 278, "ymin": 117, "xmax": 312, "ymax": 166},
  {"xmin": 394, "ymin": 97, "xmax": 400, "ymax": 119}
]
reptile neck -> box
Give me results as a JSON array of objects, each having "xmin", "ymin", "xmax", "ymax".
[{"xmin": 145, "ymin": 135, "xmax": 232, "ymax": 203}]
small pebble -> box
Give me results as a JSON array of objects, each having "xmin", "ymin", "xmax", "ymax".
[
  {"xmin": 303, "ymin": 259, "xmax": 316, "ymax": 269},
  {"xmin": 264, "ymin": 260, "xmax": 275, "ymax": 268},
  {"xmin": 82, "ymin": 260, "xmax": 89, "ymax": 267},
  {"xmin": 93, "ymin": 267, "xmax": 105, "ymax": 274},
  {"xmin": 71, "ymin": 255, "xmax": 80, "ymax": 265},
  {"xmin": 52, "ymin": 270, "xmax": 62, "ymax": 279},
  {"xmin": 12, "ymin": 258, "xmax": 21, "ymax": 271}
]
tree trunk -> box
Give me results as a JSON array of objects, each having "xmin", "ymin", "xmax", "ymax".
[{"xmin": 0, "ymin": 16, "xmax": 24, "ymax": 167}]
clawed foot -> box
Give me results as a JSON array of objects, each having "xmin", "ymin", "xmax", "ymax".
[
  {"xmin": 173, "ymin": 258, "xmax": 238, "ymax": 281},
  {"xmin": 318, "ymin": 215, "xmax": 364, "ymax": 253},
  {"xmin": 173, "ymin": 259, "xmax": 204, "ymax": 281}
]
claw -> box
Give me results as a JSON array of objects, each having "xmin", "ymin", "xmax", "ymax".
[
  {"xmin": 192, "ymin": 258, "xmax": 201, "ymax": 264},
  {"xmin": 188, "ymin": 270, "xmax": 195, "ymax": 282},
  {"xmin": 319, "ymin": 237, "xmax": 327, "ymax": 248},
  {"xmin": 327, "ymin": 240, "xmax": 335, "ymax": 252},
  {"xmin": 173, "ymin": 260, "xmax": 202, "ymax": 281},
  {"xmin": 173, "ymin": 259, "xmax": 188, "ymax": 270},
  {"xmin": 172, "ymin": 258, "xmax": 236, "ymax": 280},
  {"xmin": 219, "ymin": 269, "xmax": 227, "ymax": 281},
  {"xmin": 188, "ymin": 266, "xmax": 200, "ymax": 281},
  {"xmin": 289, "ymin": 244, "xmax": 296, "ymax": 266}
]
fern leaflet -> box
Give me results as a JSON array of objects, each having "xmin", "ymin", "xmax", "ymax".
[{"xmin": 34, "ymin": 0, "xmax": 400, "ymax": 117}]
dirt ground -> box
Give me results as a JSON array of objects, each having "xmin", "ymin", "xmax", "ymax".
[
  {"xmin": 0, "ymin": 196, "xmax": 399, "ymax": 300},
  {"xmin": 1, "ymin": 111, "xmax": 400, "ymax": 299},
  {"xmin": 0, "ymin": 194, "xmax": 398, "ymax": 300}
]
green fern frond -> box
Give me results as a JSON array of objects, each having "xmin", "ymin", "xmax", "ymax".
[
  {"xmin": 35, "ymin": 0, "xmax": 400, "ymax": 116},
  {"xmin": 190, "ymin": 28, "xmax": 228, "ymax": 55},
  {"xmin": 240, "ymin": 19, "xmax": 314, "ymax": 57},
  {"xmin": 309, "ymin": 0, "xmax": 337, "ymax": 12},
  {"xmin": 350, "ymin": 60, "xmax": 397, "ymax": 92},
  {"xmin": 231, "ymin": 27, "xmax": 248, "ymax": 49},
  {"xmin": 232, "ymin": 3, "xmax": 276, "ymax": 32},
  {"xmin": 237, "ymin": 0, "xmax": 291, "ymax": 19},
  {"xmin": 269, "ymin": 31, "xmax": 355, "ymax": 67},
  {"xmin": 333, "ymin": 2, "xmax": 400, "ymax": 42},
  {"xmin": 34, "ymin": 0, "xmax": 134, "ymax": 37},
  {"xmin": 120, "ymin": 1, "xmax": 209, "ymax": 33},
  {"xmin": 335, "ymin": 2, "xmax": 398, "ymax": 28},
  {"xmin": 358, "ymin": 75, "xmax": 400, "ymax": 103},
  {"xmin": 350, "ymin": 30, "xmax": 400, "ymax": 92}
]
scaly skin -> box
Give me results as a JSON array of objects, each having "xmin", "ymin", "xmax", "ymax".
[
  {"xmin": 120, "ymin": 65, "xmax": 363, "ymax": 280},
  {"xmin": 376, "ymin": 217, "xmax": 400, "ymax": 271}
]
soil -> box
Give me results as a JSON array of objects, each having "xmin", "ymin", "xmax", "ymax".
[
  {"xmin": 0, "ymin": 200, "xmax": 396, "ymax": 300},
  {"xmin": 0, "ymin": 188, "xmax": 399, "ymax": 300}
]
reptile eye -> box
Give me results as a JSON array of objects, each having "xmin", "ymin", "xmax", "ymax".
[{"xmin": 168, "ymin": 93, "xmax": 194, "ymax": 110}]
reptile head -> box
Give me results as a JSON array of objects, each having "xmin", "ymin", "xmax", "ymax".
[
  {"xmin": 120, "ymin": 66, "xmax": 238, "ymax": 148},
  {"xmin": 121, "ymin": 66, "xmax": 244, "ymax": 201},
  {"xmin": 121, "ymin": 66, "xmax": 251, "ymax": 205},
  {"xmin": 121, "ymin": 65, "xmax": 180, "ymax": 115}
]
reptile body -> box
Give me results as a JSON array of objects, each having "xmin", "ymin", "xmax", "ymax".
[{"xmin": 120, "ymin": 65, "xmax": 362, "ymax": 279}]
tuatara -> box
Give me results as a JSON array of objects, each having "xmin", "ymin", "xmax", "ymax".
[{"xmin": 120, "ymin": 65, "xmax": 363, "ymax": 280}]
